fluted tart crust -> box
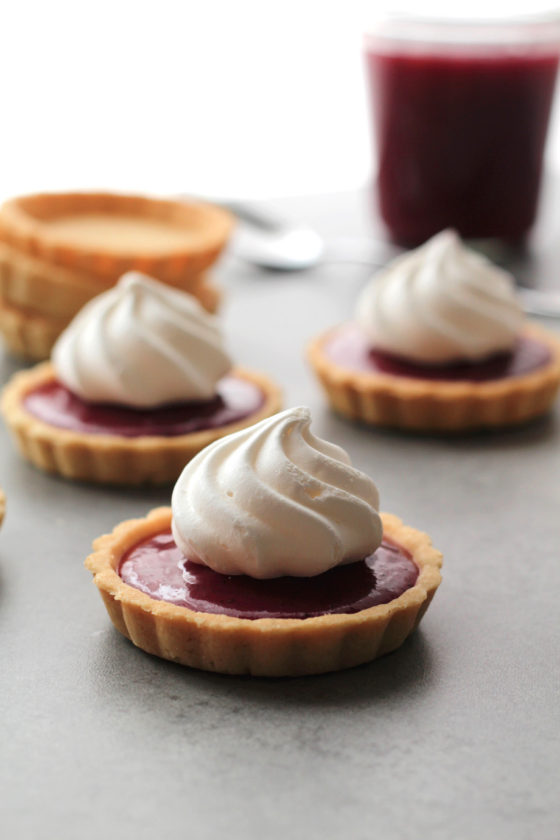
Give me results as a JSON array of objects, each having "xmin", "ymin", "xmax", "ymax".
[
  {"xmin": 0, "ymin": 192, "xmax": 233, "ymax": 282},
  {"xmin": 0, "ymin": 298, "xmax": 67, "ymax": 361},
  {"xmin": 308, "ymin": 323, "xmax": 560, "ymax": 432},
  {"xmin": 1, "ymin": 363, "xmax": 282, "ymax": 485},
  {"xmin": 85, "ymin": 507, "xmax": 442, "ymax": 677},
  {"xmin": 0, "ymin": 242, "xmax": 221, "ymax": 322}
]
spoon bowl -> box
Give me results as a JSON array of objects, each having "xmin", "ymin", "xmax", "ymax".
[{"xmin": 231, "ymin": 223, "xmax": 324, "ymax": 271}]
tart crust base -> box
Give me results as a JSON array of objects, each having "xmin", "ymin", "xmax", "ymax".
[
  {"xmin": 0, "ymin": 242, "xmax": 114, "ymax": 319},
  {"xmin": 308, "ymin": 323, "xmax": 560, "ymax": 432},
  {"xmin": 0, "ymin": 247, "xmax": 222, "ymax": 361},
  {"xmin": 85, "ymin": 508, "xmax": 443, "ymax": 677},
  {"xmin": 1, "ymin": 363, "xmax": 282, "ymax": 485},
  {"xmin": 0, "ymin": 192, "xmax": 233, "ymax": 281},
  {"xmin": 0, "ymin": 298, "xmax": 67, "ymax": 360},
  {"xmin": 0, "ymin": 242, "xmax": 221, "ymax": 322}
]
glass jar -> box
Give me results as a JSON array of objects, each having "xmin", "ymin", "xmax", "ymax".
[{"xmin": 364, "ymin": 12, "xmax": 560, "ymax": 245}]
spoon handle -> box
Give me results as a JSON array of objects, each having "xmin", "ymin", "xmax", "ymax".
[
  {"xmin": 217, "ymin": 201, "xmax": 287, "ymax": 232},
  {"xmin": 180, "ymin": 194, "xmax": 288, "ymax": 232}
]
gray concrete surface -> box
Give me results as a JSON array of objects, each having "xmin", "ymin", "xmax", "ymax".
[{"xmin": 1, "ymin": 192, "xmax": 559, "ymax": 839}]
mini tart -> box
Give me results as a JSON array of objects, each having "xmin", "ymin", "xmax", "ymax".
[
  {"xmin": 1, "ymin": 363, "xmax": 282, "ymax": 485},
  {"xmin": 85, "ymin": 507, "xmax": 442, "ymax": 677},
  {"xmin": 0, "ymin": 192, "xmax": 233, "ymax": 282},
  {"xmin": 0, "ymin": 298, "xmax": 66, "ymax": 361},
  {"xmin": 0, "ymin": 242, "xmax": 114, "ymax": 319},
  {"xmin": 308, "ymin": 323, "xmax": 560, "ymax": 432},
  {"xmin": 0, "ymin": 242, "xmax": 220, "ymax": 320}
]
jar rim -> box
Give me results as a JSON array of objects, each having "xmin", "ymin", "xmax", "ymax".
[{"xmin": 364, "ymin": 12, "xmax": 560, "ymax": 51}]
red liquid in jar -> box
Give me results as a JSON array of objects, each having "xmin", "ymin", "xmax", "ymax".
[{"xmin": 365, "ymin": 45, "xmax": 559, "ymax": 244}]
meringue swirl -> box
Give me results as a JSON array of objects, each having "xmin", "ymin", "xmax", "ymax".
[
  {"xmin": 356, "ymin": 230, "xmax": 523, "ymax": 363},
  {"xmin": 171, "ymin": 406, "xmax": 382, "ymax": 579},
  {"xmin": 52, "ymin": 272, "xmax": 231, "ymax": 407}
]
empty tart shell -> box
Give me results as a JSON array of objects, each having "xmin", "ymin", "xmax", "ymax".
[
  {"xmin": 85, "ymin": 507, "xmax": 443, "ymax": 677},
  {"xmin": 1, "ymin": 362, "xmax": 282, "ymax": 485},
  {"xmin": 0, "ymin": 298, "xmax": 67, "ymax": 361},
  {"xmin": 0, "ymin": 243, "xmax": 220, "ymax": 320},
  {"xmin": 0, "ymin": 192, "xmax": 233, "ymax": 282},
  {"xmin": 0, "ymin": 243, "xmax": 117, "ymax": 319},
  {"xmin": 308, "ymin": 323, "xmax": 560, "ymax": 432}
]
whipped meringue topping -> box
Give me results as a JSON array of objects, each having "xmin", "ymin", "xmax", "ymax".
[
  {"xmin": 52, "ymin": 272, "xmax": 232, "ymax": 407},
  {"xmin": 356, "ymin": 230, "xmax": 524, "ymax": 364},
  {"xmin": 171, "ymin": 406, "xmax": 382, "ymax": 579}
]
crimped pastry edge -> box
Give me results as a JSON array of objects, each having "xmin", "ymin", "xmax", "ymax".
[
  {"xmin": 0, "ymin": 242, "xmax": 221, "ymax": 319},
  {"xmin": 1, "ymin": 363, "xmax": 282, "ymax": 485},
  {"xmin": 0, "ymin": 242, "xmax": 114, "ymax": 318},
  {"xmin": 307, "ymin": 323, "xmax": 560, "ymax": 432},
  {"xmin": 0, "ymin": 192, "xmax": 233, "ymax": 281},
  {"xmin": 85, "ymin": 507, "xmax": 443, "ymax": 677},
  {"xmin": 0, "ymin": 298, "xmax": 67, "ymax": 360}
]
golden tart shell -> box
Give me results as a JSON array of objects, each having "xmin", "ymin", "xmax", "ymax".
[
  {"xmin": 308, "ymin": 323, "xmax": 560, "ymax": 432},
  {"xmin": 85, "ymin": 507, "xmax": 442, "ymax": 677},
  {"xmin": 0, "ymin": 242, "xmax": 220, "ymax": 321},
  {"xmin": 0, "ymin": 298, "xmax": 67, "ymax": 361},
  {"xmin": 1, "ymin": 362, "xmax": 282, "ymax": 485},
  {"xmin": 0, "ymin": 192, "xmax": 233, "ymax": 282},
  {"xmin": 0, "ymin": 242, "xmax": 114, "ymax": 319}
]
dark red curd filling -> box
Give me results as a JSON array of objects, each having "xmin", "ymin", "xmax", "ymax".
[
  {"xmin": 23, "ymin": 376, "xmax": 264, "ymax": 437},
  {"xmin": 118, "ymin": 530, "xmax": 419, "ymax": 620},
  {"xmin": 324, "ymin": 324, "xmax": 551, "ymax": 383}
]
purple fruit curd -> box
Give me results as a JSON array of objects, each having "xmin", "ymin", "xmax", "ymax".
[
  {"xmin": 324, "ymin": 323, "xmax": 551, "ymax": 382},
  {"xmin": 23, "ymin": 376, "xmax": 264, "ymax": 437},
  {"xmin": 118, "ymin": 531, "xmax": 419, "ymax": 620}
]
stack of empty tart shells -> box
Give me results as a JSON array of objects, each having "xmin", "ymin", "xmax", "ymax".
[{"xmin": 0, "ymin": 192, "xmax": 233, "ymax": 360}]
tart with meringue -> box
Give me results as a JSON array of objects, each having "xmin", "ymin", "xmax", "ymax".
[
  {"xmin": 308, "ymin": 231, "xmax": 560, "ymax": 432},
  {"xmin": 1, "ymin": 273, "xmax": 281, "ymax": 484},
  {"xmin": 85, "ymin": 407, "xmax": 442, "ymax": 676}
]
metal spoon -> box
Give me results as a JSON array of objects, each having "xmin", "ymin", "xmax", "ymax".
[{"xmin": 221, "ymin": 200, "xmax": 325, "ymax": 271}]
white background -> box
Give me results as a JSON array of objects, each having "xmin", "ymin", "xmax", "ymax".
[{"xmin": 1, "ymin": 0, "xmax": 560, "ymax": 202}]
